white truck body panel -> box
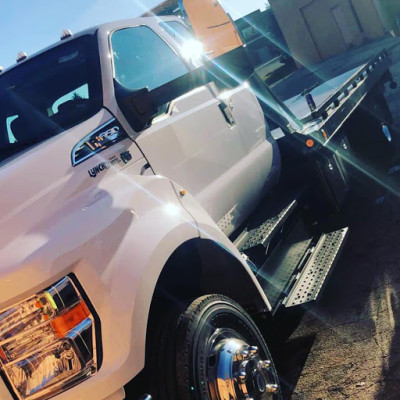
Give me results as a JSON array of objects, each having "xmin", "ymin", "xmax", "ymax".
[
  {"xmin": 0, "ymin": 16, "xmax": 280, "ymax": 400},
  {"xmin": 136, "ymin": 83, "xmax": 279, "ymax": 235},
  {"xmin": 98, "ymin": 19, "xmax": 280, "ymax": 235},
  {"xmin": 0, "ymin": 108, "xmax": 201, "ymax": 399}
]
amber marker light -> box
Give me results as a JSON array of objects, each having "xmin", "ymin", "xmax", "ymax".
[
  {"xmin": 306, "ymin": 139, "xmax": 315, "ymax": 148},
  {"xmin": 51, "ymin": 300, "xmax": 91, "ymax": 338}
]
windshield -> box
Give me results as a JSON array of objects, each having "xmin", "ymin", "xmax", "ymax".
[{"xmin": 0, "ymin": 34, "xmax": 102, "ymax": 163}]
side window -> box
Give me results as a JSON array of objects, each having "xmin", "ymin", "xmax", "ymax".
[
  {"xmin": 111, "ymin": 26, "xmax": 190, "ymax": 91},
  {"xmin": 51, "ymin": 84, "xmax": 89, "ymax": 115}
]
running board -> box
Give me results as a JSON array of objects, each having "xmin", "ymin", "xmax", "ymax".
[
  {"xmin": 235, "ymin": 200, "xmax": 298, "ymax": 252},
  {"xmin": 282, "ymin": 227, "xmax": 349, "ymax": 308}
]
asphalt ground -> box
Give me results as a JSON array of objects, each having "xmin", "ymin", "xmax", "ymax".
[{"xmin": 271, "ymin": 37, "xmax": 400, "ymax": 400}]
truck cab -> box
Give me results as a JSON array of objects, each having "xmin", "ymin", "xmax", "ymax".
[
  {"xmin": 0, "ymin": 17, "xmax": 282, "ymax": 400},
  {"xmin": 0, "ymin": 14, "xmax": 395, "ymax": 400},
  {"xmin": 1, "ymin": 17, "xmax": 280, "ymax": 236}
]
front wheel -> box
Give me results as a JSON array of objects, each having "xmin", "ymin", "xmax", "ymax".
[{"xmin": 152, "ymin": 294, "xmax": 282, "ymax": 400}]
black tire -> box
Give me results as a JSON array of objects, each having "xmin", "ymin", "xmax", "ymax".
[{"xmin": 149, "ymin": 294, "xmax": 282, "ymax": 400}]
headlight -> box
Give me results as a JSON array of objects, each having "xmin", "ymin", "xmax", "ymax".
[{"xmin": 0, "ymin": 276, "xmax": 100, "ymax": 400}]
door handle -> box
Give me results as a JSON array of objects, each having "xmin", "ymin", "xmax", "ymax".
[{"xmin": 218, "ymin": 99, "xmax": 235, "ymax": 127}]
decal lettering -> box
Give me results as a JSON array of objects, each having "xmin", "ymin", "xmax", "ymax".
[
  {"xmin": 102, "ymin": 126, "xmax": 120, "ymax": 141},
  {"xmin": 72, "ymin": 120, "xmax": 128, "ymax": 167},
  {"xmin": 94, "ymin": 127, "xmax": 120, "ymax": 145},
  {"xmin": 88, "ymin": 162, "xmax": 110, "ymax": 178},
  {"xmin": 109, "ymin": 155, "xmax": 122, "ymax": 166}
]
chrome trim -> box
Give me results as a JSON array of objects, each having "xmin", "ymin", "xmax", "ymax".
[
  {"xmin": 208, "ymin": 337, "xmax": 277, "ymax": 399},
  {"xmin": 71, "ymin": 117, "xmax": 116, "ymax": 166}
]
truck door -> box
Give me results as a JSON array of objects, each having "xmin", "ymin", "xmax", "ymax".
[{"xmin": 111, "ymin": 25, "xmax": 279, "ymax": 235}]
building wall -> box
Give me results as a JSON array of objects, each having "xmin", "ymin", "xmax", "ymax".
[
  {"xmin": 375, "ymin": 0, "xmax": 400, "ymax": 35},
  {"xmin": 268, "ymin": 0, "xmax": 317, "ymax": 66},
  {"xmin": 269, "ymin": 0, "xmax": 385, "ymax": 67},
  {"xmin": 352, "ymin": 0, "xmax": 385, "ymax": 39}
]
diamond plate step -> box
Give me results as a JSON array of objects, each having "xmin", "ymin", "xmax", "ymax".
[
  {"xmin": 255, "ymin": 216, "xmax": 313, "ymax": 311},
  {"xmin": 236, "ymin": 200, "xmax": 297, "ymax": 252},
  {"xmin": 282, "ymin": 227, "xmax": 349, "ymax": 308}
]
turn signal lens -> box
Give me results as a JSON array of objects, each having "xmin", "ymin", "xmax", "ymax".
[
  {"xmin": 0, "ymin": 276, "xmax": 98, "ymax": 400},
  {"xmin": 51, "ymin": 300, "xmax": 90, "ymax": 338},
  {"xmin": 306, "ymin": 139, "xmax": 315, "ymax": 148}
]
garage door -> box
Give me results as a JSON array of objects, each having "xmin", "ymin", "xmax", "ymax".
[{"xmin": 300, "ymin": 0, "xmax": 347, "ymax": 60}]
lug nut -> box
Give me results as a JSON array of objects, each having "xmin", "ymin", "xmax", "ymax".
[
  {"xmin": 237, "ymin": 360, "xmax": 249, "ymax": 383},
  {"xmin": 239, "ymin": 349, "xmax": 250, "ymax": 360},
  {"xmin": 249, "ymin": 346, "xmax": 258, "ymax": 357},
  {"xmin": 259, "ymin": 360, "xmax": 271, "ymax": 369},
  {"xmin": 265, "ymin": 384, "xmax": 279, "ymax": 393},
  {"xmin": 238, "ymin": 371, "xmax": 247, "ymax": 383}
]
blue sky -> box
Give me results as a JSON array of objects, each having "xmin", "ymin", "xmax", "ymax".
[{"xmin": 0, "ymin": 0, "xmax": 266, "ymax": 69}]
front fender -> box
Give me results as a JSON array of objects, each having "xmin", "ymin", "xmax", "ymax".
[
  {"xmin": 57, "ymin": 175, "xmax": 200, "ymax": 399},
  {"xmin": 0, "ymin": 164, "xmax": 270, "ymax": 400},
  {"xmin": 0, "ymin": 169, "xmax": 198, "ymax": 400}
]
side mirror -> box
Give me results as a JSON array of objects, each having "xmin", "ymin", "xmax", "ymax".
[
  {"xmin": 114, "ymin": 83, "xmax": 158, "ymax": 132},
  {"xmin": 114, "ymin": 67, "xmax": 214, "ymax": 132}
]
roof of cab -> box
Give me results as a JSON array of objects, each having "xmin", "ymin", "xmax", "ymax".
[{"xmin": 1, "ymin": 16, "xmax": 182, "ymax": 75}]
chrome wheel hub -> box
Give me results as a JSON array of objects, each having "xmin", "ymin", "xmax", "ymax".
[{"xmin": 207, "ymin": 336, "xmax": 278, "ymax": 400}]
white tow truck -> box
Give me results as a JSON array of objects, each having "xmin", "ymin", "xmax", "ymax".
[{"xmin": 0, "ymin": 15, "xmax": 396, "ymax": 400}]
